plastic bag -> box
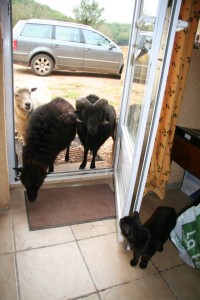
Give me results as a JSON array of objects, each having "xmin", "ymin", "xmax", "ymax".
[{"xmin": 170, "ymin": 203, "xmax": 200, "ymax": 268}]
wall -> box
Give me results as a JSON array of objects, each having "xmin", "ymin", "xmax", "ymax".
[
  {"xmin": 168, "ymin": 49, "xmax": 200, "ymax": 185},
  {"xmin": 0, "ymin": 23, "xmax": 11, "ymax": 209}
]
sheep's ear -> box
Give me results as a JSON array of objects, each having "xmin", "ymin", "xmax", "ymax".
[
  {"xmin": 31, "ymin": 87, "xmax": 37, "ymax": 92},
  {"xmin": 74, "ymin": 109, "xmax": 83, "ymax": 122},
  {"xmin": 100, "ymin": 111, "xmax": 109, "ymax": 125}
]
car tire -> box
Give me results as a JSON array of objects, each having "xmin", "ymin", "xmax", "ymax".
[{"xmin": 30, "ymin": 54, "xmax": 54, "ymax": 76}]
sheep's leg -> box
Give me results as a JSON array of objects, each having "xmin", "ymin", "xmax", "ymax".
[
  {"xmin": 90, "ymin": 149, "xmax": 98, "ymax": 169},
  {"xmin": 65, "ymin": 145, "xmax": 70, "ymax": 162},
  {"xmin": 48, "ymin": 164, "xmax": 54, "ymax": 173},
  {"xmin": 80, "ymin": 148, "xmax": 88, "ymax": 169}
]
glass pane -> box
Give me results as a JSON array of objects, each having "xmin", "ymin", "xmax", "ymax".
[
  {"xmin": 55, "ymin": 26, "xmax": 81, "ymax": 43},
  {"xmin": 126, "ymin": 0, "xmax": 159, "ymax": 141},
  {"xmin": 82, "ymin": 29, "xmax": 112, "ymax": 46},
  {"xmin": 21, "ymin": 24, "xmax": 53, "ymax": 39}
]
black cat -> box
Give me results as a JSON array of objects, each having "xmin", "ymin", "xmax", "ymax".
[{"xmin": 120, "ymin": 206, "xmax": 177, "ymax": 269}]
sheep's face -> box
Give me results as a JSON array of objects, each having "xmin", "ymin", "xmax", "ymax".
[
  {"xmin": 14, "ymin": 87, "xmax": 37, "ymax": 117},
  {"xmin": 20, "ymin": 167, "xmax": 47, "ymax": 201},
  {"xmin": 82, "ymin": 107, "xmax": 105, "ymax": 136}
]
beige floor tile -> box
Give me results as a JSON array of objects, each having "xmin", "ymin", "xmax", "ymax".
[
  {"xmin": 100, "ymin": 273, "xmax": 176, "ymax": 300},
  {"xmin": 162, "ymin": 264, "xmax": 200, "ymax": 300},
  {"xmin": 0, "ymin": 253, "xmax": 18, "ymax": 300},
  {"xmin": 72, "ymin": 219, "xmax": 117, "ymax": 240},
  {"xmin": 13, "ymin": 211, "xmax": 75, "ymax": 251},
  {"xmin": 151, "ymin": 240, "xmax": 184, "ymax": 271},
  {"xmin": 163, "ymin": 189, "xmax": 193, "ymax": 210},
  {"xmin": 11, "ymin": 188, "xmax": 26, "ymax": 213},
  {"xmin": 17, "ymin": 242, "xmax": 96, "ymax": 300},
  {"xmin": 78, "ymin": 233, "xmax": 157, "ymax": 290},
  {"xmin": 141, "ymin": 189, "xmax": 192, "ymax": 222},
  {"xmin": 0, "ymin": 214, "xmax": 14, "ymax": 254}
]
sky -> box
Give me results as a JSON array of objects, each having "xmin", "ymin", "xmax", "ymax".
[{"xmin": 34, "ymin": 0, "xmax": 158, "ymax": 24}]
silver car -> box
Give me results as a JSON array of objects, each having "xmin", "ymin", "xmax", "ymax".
[{"xmin": 13, "ymin": 19, "xmax": 124, "ymax": 78}]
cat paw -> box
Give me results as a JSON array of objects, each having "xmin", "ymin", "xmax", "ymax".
[
  {"xmin": 130, "ymin": 259, "xmax": 138, "ymax": 267},
  {"xmin": 139, "ymin": 262, "xmax": 147, "ymax": 269}
]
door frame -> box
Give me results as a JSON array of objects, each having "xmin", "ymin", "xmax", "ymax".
[
  {"xmin": 113, "ymin": 0, "xmax": 183, "ymax": 240},
  {"xmin": 133, "ymin": 0, "xmax": 183, "ymax": 212}
]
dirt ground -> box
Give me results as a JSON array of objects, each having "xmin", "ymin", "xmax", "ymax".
[{"xmin": 14, "ymin": 47, "xmax": 128, "ymax": 168}]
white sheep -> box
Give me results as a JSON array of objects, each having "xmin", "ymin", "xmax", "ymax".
[{"xmin": 14, "ymin": 83, "xmax": 51, "ymax": 144}]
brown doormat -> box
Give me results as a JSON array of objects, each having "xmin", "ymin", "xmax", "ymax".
[{"xmin": 25, "ymin": 184, "xmax": 116, "ymax": 230}]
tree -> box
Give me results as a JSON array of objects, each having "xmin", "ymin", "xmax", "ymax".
[{"xmin": 73, "ymin": 0, "xmax": 105, "ymax": 27}]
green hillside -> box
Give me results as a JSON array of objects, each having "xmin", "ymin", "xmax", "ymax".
[
  {"xmin": 11, "ymin": 0, "xmax": 131, "ymax": 45},
  {"xmin": 12, "ymin": 0, "xmax": 73, "ymax": 27}
]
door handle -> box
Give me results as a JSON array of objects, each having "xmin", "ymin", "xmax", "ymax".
[
  {"xmin": 137, "ymin": 16, "xmax": 156, "ymax": 28},
  {"xmin": 52, "ymin": 44, "xmax": 59, "ymax": 47},
  {"xmin": 85, "ymin": 48, "xmax": 92, "ymax": 51}
]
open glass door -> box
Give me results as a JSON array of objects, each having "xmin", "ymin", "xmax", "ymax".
[{"xmin": 114, "ymin": 0, "xmax": 182, "ymax": 240}]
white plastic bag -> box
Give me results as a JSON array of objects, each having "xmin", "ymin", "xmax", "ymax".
[{"xmin": 170, "ymin": 204, "xmax": 200, "ymax": 268}]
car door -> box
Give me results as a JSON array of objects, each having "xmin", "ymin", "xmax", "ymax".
[
  {"xmin": 81, "ymin": 28, "xmax": 122, "ymax": 74},
  {"xmin": 52, "ymin": 25, "xmax": 85, "ymax": 71}
]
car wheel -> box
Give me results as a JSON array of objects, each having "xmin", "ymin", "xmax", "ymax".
[{"xmin": 30, "ymin": 54, "xmax": 54, "ymax": 76}]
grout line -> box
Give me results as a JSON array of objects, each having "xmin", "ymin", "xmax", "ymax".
[
  {"xmin": 150, "ymin": 259, "xmax": 181, "ymax": 299},
  {"xmin": 159, "ymin": 271, "xmax": 180, "ymax": 299},
  {"xmin": 66, "ymin": 292, "xmax": 101, "ymax": 300},
  {"xmin": 75, "ymin": 238, "xmax": 100, "ymax": 295}
]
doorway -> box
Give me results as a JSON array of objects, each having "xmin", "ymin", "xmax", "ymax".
[
  {"xmin": 11, "ymin": 1, "xmax": 133, "ymax": 178},
  {"xmin": 4, "ymin": 0, "xmax": 183, "ymax": 227}
]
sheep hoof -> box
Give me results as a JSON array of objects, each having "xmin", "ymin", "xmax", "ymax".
[
  {"xmin": 48, "ymin": 166, "xmax": 54, "ymax": 173},
  {"xmin": 79, "ymin": 163, "xmax": 86, "ymax": 169}
]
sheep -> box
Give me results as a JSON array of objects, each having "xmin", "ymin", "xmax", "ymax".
[
  {"xmin": 14, "ymin": 83, "xmax": 51, "ymax": 144},
  {"xmin": 14, "ymin": 97, "xmax": 76, "ymax": 201},
  {"xmin": 75, "ymin": 94, "xmax": 116, "ymax": 169}
]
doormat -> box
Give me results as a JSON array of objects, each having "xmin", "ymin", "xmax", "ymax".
[{"xmin": 25, "ymin": 184, "xmax": 116, "ymax": 230}]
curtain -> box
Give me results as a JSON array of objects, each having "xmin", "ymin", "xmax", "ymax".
[{"xmin": 145, "ymin": 0, "xmax": 200, "ymax": 199}]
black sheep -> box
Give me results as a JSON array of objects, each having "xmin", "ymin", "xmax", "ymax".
[
  {"xmin": 15, "ymin": 97, "xmax": 76, "ymax": 201},
  {"xmin": 75, "ymin": 94, "xmax": 116, "ymax": 169}
]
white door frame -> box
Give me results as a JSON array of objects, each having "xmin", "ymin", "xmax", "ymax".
[
  {"xmin": 133, "ymin": 0, "xmax": 183, "ymax": 212},
  {"xmin": 114, "ymin": 0, "xmax": 183, "ymax": 241},
  {"xmin": 1, "ymin": 0, "xmax": 16, "ymax": 183}
]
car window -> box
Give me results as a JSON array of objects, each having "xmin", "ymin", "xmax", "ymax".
[
  {"xmin": 82, "ymin": 29, "xmax": 112, "ymax": 46},
  {"xmin": 21, "ymin": 23, "xmax": 53, "ymax": 39},
  {"xmin": 55, "ymin": 26, "xmax": 81, "ymax": 43}
]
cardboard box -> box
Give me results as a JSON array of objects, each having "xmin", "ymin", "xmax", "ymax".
[{"xmin": 181, "ymin": 171, "xmax": 200, "ymax": 200}]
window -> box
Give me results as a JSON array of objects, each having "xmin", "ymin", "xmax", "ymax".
[
  {"xmin": 55, "ymin": 26, "xmax": 81, "ymax": 43},
  {"xmin": 83, "ymin": 29, "xmax": 112, "ymax": 46},
  {"xmin": 21, "ymin": 23, "xmax": 53, "ymax": 39}
]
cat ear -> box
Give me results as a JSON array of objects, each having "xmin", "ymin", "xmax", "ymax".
[
  {"xmin": 133, "ymin": 211, "xmax": 142, "ymax": 225},
  {"xmin": 123, "ymin": 224, "xmax": 131, "ymax": 236}
]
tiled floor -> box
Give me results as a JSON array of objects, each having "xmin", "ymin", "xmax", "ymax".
[{"xmin": 0, "ymin": 180, "xmax": 200, "ymax": 300}]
